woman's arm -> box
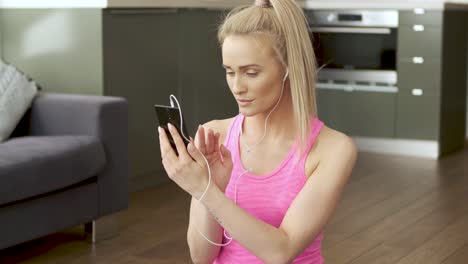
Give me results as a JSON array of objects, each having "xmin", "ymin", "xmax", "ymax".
[
  {"xmin": 186, "ymin": 120, "xmax": 231, "ymax": 263},
  {"xmin": 187, "ymin": 197, "xmax": 223, "ymax": 264},
  {"xmin": 197, "ymin": 132, "xmax": 357, "ymax": 264}
]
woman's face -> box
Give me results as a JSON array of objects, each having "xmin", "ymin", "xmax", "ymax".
[{"xmin": 222, "ymin": 35, "xmax": 287, "ymax": 117}]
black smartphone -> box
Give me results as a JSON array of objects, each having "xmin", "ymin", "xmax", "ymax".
[{"xmin": 154, "ymin": 104, "xmax": 190, "ymax": 154}]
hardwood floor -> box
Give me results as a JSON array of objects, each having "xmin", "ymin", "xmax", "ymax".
[{"xmin": 1, "ymin": 146, "xmax": 468, "ymax": 264}]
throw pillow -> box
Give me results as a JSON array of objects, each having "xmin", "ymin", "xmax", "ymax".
[{"xmin": 0, "ymin": 60, "xmax": 38, "ymax": 142}]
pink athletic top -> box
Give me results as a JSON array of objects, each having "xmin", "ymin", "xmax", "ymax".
[{"xmin": 213, "ymin": 114, "xmax": 325, "ymax": 264}]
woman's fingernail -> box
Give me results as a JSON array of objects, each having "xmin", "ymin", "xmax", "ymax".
[
  {"xmin": 158, "ymin": 127, "xmax": 162, "ymax": 134},
  {"xmin": 187, "ymin": 142, "xmax": 194, "ymax": 151}
]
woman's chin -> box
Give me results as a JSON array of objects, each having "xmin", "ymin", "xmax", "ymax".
[{"xmin": 238, "ymin": 107, "xmax": 259, "ymax": 117}]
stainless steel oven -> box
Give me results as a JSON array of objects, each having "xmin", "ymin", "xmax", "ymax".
[{"xmin": 306, "ymin": 10, "xmax": 399, "ymax": 93}]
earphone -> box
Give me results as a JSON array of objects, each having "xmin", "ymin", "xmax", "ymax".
[{"xmin": 168, "ymin": 68, "xmax": 289, "ymax": 247}]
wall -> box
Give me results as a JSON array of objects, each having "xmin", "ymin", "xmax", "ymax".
[{"xmin": 0, "ymin": 9, "xmax": 103, "ymax": 95}]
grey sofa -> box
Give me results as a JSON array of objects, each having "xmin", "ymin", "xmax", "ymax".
[{"xmin": 0, "ymin": 92, "xmax": 129, "ymax": 250}]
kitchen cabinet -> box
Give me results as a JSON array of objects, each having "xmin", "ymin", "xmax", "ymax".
[
  {"xmin": 396, "ymin": 92, "xmax": 440, "ymax": 140},
  {"xmin": 397, "ymin": 60, "xmax": 442, "ymax": 96},
  {"xmin": 396, "ymin": 8, "xmax": 467, "ymax": 155},
  {"xmin": 398, "ymin": 10, "xmax": 443, "ymax": 26},
  {"xmin": 103, "ymin": 8, "xmax": 237, "ymax": 188},
  {"xmin": 103, "ymin": 9, "xmax": 180, "ymax": 187},
  {"xmin": 177, "ymin": 9, "xmax": 237, "ymax": 134},
  {"xmin": 316, "ymin": 89, "xmax": 345, "ymax": 132},
  {"xmin": 341, "ymin": 91, "xmax": 396, "ymax": 138},
  {"xmin": 314, "ymin": 7, "xmax": 467, "ymax": 157},
  {"xmin": 316, "ymin": 89, "xmax": 396, "ymax": 138},
  {"xmin": 396, "ymin": 11, "xmax": 443, "ymax": 141}
]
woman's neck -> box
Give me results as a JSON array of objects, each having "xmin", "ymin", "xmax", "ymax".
[{"xmin": 241, "ymin": 90, "xmax": 297, "ymax": 146}]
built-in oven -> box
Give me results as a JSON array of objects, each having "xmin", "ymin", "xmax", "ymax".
[
  {"xmin": 306, "ymin": 10, "xmax": 399, "ymax": 93},
  {"xmin": 305, "ymin": 10, "xmax": 400, "ymax": 138}
]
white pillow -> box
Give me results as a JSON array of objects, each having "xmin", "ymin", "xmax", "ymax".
[{"xmin": 0, "ymin": 60, "xmax": 38, "ymax": 142}]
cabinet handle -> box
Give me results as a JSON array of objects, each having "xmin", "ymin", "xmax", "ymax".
[
  {"xmin": 108, "ymin": 9, "xmax": 178, "ymax": 15},
  {"xmin": 414, "ymin": 8, "xmax": 426, "ymax": 15},
  {"xmin": 413, "ymin": 25, "xmax": 425, "ymax": 32},
  {"xmin": 412, "ymin": 57, "xmax": 425, "ymax": 64},
  {"xmin": 412, "ymin": 89, "xmax": 424, "ymax": 96}
]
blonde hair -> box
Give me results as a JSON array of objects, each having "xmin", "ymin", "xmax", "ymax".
[{"xmin": 218, "ymin": 0, "xmax": 318, "ymax": 154}]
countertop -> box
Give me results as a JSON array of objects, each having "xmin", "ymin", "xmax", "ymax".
[
  {"xmin": 1, "ymin": 0, "xmax": 468, "ymax": 10},
  {"xmin": 107, "ymin": 0, "xmax": 468, "ymax": 10}
]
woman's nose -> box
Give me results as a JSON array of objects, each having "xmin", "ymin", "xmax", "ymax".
[{"xmin": 231, "ymin": 76, "xmax": 247, "ymax": 94}]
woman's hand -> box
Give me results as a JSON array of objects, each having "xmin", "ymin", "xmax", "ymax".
[
  {"xmin": 196, "ymin": 125, "xmax": 233, "ymax": 192},
  {"xmin": 158, "ymin": 123, "xmax": 232, "ymax": 199}
]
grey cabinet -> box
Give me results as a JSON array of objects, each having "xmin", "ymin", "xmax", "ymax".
[
  {"xmin": 341, "ymin": 91, "xmax": 396, "ymax": 138},
  {"xmin": 177, "ymin": 9, "xmax": 237, "ymax": 135},
  {"xmin": 317, "ymin": 88, "xmax": 396, "ymax": 138},
  {"xmin": 397, "ymin": 11, "xmax": 443, "ymax": 141},
  {"xmin": 398, "ymin": 10, "xmax": 443, "ymax": 26},
  {"xmin": 103, "ymin": 8, "xmax": 237, "ymax": 188},
  {"xmin": 396, "ymin": 9, "xmax": 468, "ymax": 155},
  {"xmin": 396, "ymin": 92, "xmax": 440, "ymax": 140},
  {"xmin": 103, "ymin": 9, "xmax": 180, "ymax": 187},
  {"xmin": 397, "ymin": 60, "xmax": 441, "ymax": 96},
  {"xmin": 316, "ymin": 89, "xmax": 344, "ymax": 132},
  {"xmin": 397, "ymin": 26, "xmax": 442, "ymax": 58}
]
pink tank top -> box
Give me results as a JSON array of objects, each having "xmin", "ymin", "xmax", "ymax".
[{"xmin": 213, "ymin": 114, "xmax": 325, "ymax": 264}]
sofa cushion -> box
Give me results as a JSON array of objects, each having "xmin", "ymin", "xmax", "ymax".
[{"xmin": 0, "ymin": 135, "xmax": 106, "ymax": 206}]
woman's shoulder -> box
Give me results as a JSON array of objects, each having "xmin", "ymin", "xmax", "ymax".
[
  {"xmin": 316, "ymin": 125, "xmax": 357, "ymax": 153},
  {"xmin": 305, "ymin": 124, "xmax": 358, "ymax": 177}
]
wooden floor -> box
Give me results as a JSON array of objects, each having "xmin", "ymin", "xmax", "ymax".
[{"xmin": 1, "ymin": 146, "xmax": 468, "ymax": 264}]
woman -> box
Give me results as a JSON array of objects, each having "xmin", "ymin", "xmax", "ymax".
[{"xmin": 158, "ymin": 0, "xmax": 357, "ymax": 263}]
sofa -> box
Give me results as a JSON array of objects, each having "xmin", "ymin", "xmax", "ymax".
[{"xmin": 0, "ymin": 92, "xmax": 129, "ymax": 250}]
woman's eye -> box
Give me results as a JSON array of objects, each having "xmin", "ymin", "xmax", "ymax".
[
  {"xmin": 226, "ymin": 72, "xmax": 235, "ymax": 76},
  {"xmin": 246, "ymin": 72, "xmax": 258, "ymax": 77}
]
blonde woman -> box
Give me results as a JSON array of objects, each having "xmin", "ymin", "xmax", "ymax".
[{"xmin": 158, "ymin": 0, "xmax": 357, "ymax": 263}]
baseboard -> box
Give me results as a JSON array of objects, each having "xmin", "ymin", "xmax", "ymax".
[{"xmin": 353, "ymin": 137, "xmax": 439, "ymax": 159}]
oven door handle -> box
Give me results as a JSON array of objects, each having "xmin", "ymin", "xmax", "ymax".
[
  {"xmin": 316, "ymin": 83, "xmax": 398, "ymax": 93},
  {"xmin": 309, "ymin": 26, "xmax": 391, "ymax": 34}
]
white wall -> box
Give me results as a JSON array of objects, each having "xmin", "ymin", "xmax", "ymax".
[{"xmin": 0, "ymin": 9, "xmax": 103, "ymax": 95}]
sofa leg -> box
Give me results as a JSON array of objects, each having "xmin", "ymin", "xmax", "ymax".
[{"xmin": 84, "ymin": 213, "xmax": 122, "ymax": 243}]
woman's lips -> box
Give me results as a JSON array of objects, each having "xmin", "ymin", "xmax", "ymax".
[{"xmin": 237, "ymin": 99, "xmax": 254, "ymax": 106}]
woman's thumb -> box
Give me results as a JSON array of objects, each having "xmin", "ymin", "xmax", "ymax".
[{"xmin": 187, "ymin": 141, "xmax": 204, "ymax": 166}]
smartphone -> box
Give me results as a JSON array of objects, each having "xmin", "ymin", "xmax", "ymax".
[{"xmin": 154, "ymin": 104, "xmax": 190, "ymax": 154}]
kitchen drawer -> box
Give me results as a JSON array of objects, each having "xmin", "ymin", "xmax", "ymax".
[
  {"xmin": 341, "ymin": 90, "xmax": 396, "ymax": 138},
  {"xmin": 397, "ymin": 59, "xmax": 441, "ymax": 94},
  {"xmin": 399, "ymin": 10, "xmax": 443, "ymax": 26},
  {"xmin": 316, "ymin": 89, "xmax": 345, "ymax": 132},
  {"xmin": 398, "ymin": 26, "xmax": 442, "ymax": 58},
  {"xmin": 317, "ymin": 89, "xmax": 396, "ymax": 137},
  {"xmin": 396, "ymin": 93, "xmax": 440, "ymax": 140},
  {"xmin": 397, "ymin": 86, "xmax": 440, "ymax": 98}
]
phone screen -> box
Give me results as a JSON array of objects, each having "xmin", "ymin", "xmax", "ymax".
[{"xmin": 154, "ymin": 105, "xmax": 190, "ymax": 154}]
